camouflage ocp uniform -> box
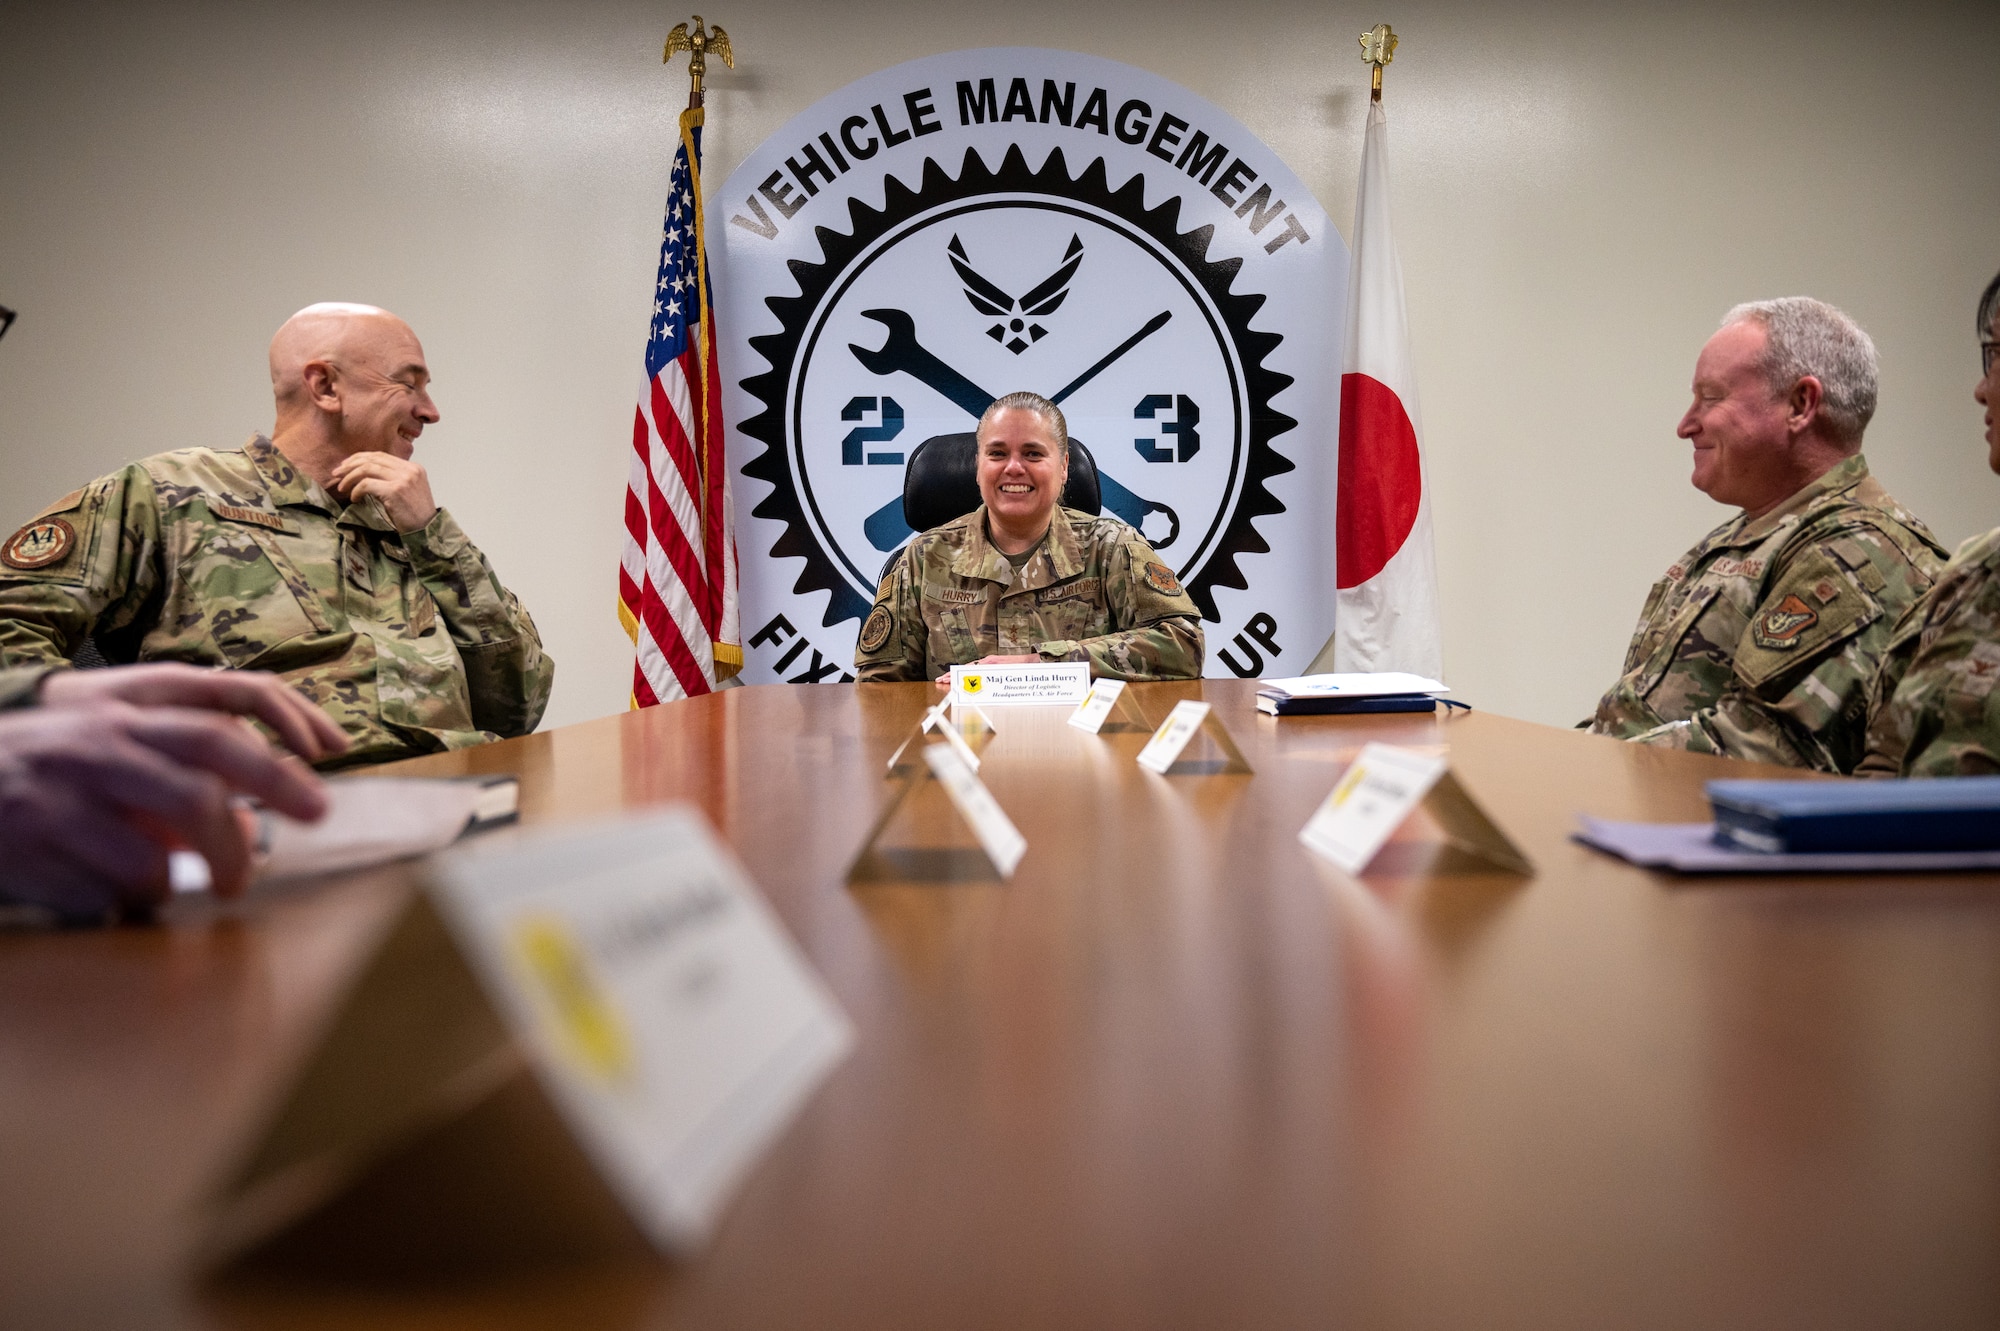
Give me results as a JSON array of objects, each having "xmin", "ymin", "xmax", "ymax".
[
  {"xmin": 854, "ymin": 504, "xmax": 1204, "ymax": 682},
  {"xmin": 1587, "ymin": 455, "xmax": 1944, "ymax": 771},
  {"xmin": 1855, "ymin": 528, "xmax": 2000, "ymax": 777},
  {"xmin": 0, "ymin": 435, "xmax": 553, "ymax": 766},
  {"xmin": 0, "ymin": 666, "xmax": 55, "ymax": 711}
]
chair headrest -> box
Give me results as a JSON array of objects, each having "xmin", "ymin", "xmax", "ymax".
[{"xmin": 901, "ymin": 433, "xmax": 1102, "ymax": 535}]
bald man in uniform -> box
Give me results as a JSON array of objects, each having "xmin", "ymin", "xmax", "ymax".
[{"xmin": 0, "ymin": 303, "xmax": 553, "ymax": 766}]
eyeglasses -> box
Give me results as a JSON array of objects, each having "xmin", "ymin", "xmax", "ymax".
[{"xmin": 1985, "ymin": 340, "xmax": 2000, "ymax": 377}]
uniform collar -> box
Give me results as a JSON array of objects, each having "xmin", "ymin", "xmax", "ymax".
[
  {"xmin": 245, "ymin": 434, "xmax": 320, "ymax": 509},
  {"xmin": 1716, "ymin": 453, "xmax": 1870, "ymax": 550},
  {"xmin": 246, "ymin": 433, "xmax": 396, "ymax": 532},
  {"xmin": 953, "ymin": 505, "xmax": 1086, "ymax": 590}
]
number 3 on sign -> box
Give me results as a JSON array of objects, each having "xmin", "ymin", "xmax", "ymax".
[{"xmin": 1134, "ymin": 394, "xmax": 1200, "ymax": 463}]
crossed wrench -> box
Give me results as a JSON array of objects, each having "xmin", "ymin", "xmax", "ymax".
[{"xmin": 848, "ymin": 308, "xmax": 1182, "ymax": 551}]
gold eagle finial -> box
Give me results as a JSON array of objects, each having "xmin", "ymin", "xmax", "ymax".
[{"xmin": 665, "ymin": 16, "xmax": 734, "ymax": 100}]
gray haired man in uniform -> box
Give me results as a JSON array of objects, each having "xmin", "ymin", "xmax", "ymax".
[{"xmin": 1587, "ymin": 297, "xmax": 1945, "ymax": 771}]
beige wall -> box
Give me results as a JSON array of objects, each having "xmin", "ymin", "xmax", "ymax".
[{"xmin": 2, "ymin": 0, "xmax": 1995, "ymax": 730}]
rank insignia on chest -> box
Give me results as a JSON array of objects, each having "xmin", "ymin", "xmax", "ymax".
[
  {"xmin": 1, "ymin": 517, "xmax": 75, "ymax": 570},
  {"xmin": 1143, "ymin": 561, "xmax": 1182, "ymax": 596},
  {"xmin": 1753, "ymin": 594, "xmax": 1818, "ymax": 649}
]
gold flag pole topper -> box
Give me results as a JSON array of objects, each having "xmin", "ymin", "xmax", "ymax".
[
  {"xmin": 1359, "ymin": 23, "xmax": 1398, "ymax": 103},
  {"xmin": 664, "ymin": 14, "xmax": 734, "ymax": 107}
]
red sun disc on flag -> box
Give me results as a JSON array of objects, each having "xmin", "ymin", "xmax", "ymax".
[{"xmin": 1335, "ymin": 372, "xmax": 1423, "ymax": 589}]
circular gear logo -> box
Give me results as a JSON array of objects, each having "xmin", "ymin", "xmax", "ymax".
[{"xmin": 715, "ymin": 48, "xmax": 1344, "ymax": 682}]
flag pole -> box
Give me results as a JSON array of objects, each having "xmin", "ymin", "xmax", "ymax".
[{"xmin": 1360, "ymin": 23, "xmax": 1398, "ymax": 104}]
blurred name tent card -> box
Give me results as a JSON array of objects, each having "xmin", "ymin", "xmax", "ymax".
[
  {"xmin": 1135, "ymin": 700, "xmax": 1252, "ymax": 775},
  {"xmin": 198, "ymin": 809, "xmax": 853, "ymax": 1277},
  {"xmin": 1299, "ymin": 742, "xmax": 1530, "ymax": 875},
  {"xmin": 851, "ymin": 737, "xmax": 1027, "ymax": 883},
  {"xmin": 1066, "ymin": 678, "xmax": 1153, "ymax": 734},
  {"xmin": 948, "ymin": 661, "xmax": 1091, "ymax": 707},
  {"xmin": 1255, "ymin": 671, "xmax": 1450, "ymax": 717}
]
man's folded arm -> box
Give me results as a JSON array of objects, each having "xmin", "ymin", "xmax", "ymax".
[{"xmin": 400, "ymin": 507, "xmax": 554, "ymax": 736}]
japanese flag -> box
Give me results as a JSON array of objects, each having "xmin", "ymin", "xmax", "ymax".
[{"xmin": 1310, "ymin": 98, "xmax": 1441, "ymax": 677}]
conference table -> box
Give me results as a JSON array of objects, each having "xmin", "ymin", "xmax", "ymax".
[{"xmin": 4, "ymin": 679, "xmax": 1998, "ymax": 1328}]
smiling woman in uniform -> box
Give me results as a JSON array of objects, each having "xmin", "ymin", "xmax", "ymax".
[{"xmin": 854, "ymin": 391, "xmax": 1204, "ymax": 684}]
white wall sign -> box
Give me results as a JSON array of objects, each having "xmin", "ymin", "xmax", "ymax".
[{"xmin": 715, "ymin": 47, "xmax": 1345, "ymax": 685}]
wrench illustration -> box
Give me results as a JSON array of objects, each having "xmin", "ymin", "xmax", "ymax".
[{"xmin": 848, "ymin": 309, "xmax": 1182, "ymax": 550}]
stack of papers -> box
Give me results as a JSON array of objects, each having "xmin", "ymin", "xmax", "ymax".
[{"xmin": 1255, "ymin": 672, "xmax": 1450, "ymax": 717}]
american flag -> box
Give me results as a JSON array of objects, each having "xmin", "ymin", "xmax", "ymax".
[{"xmin": 619, "ymin": 106, "xmax": 739, "ymax": 704}]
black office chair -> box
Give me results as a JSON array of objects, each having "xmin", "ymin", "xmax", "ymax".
[{"xmin": 877, "ymin": 433, "xmax": 1103, "ymax": 582}]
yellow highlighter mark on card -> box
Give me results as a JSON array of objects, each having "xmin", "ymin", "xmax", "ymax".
[{"xmin": 512, "ymin": 916, "xmax": 633, "ymax": 1084}]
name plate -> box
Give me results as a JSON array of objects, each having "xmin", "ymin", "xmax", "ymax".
[
  {"xmin": 1299, "ymin": 742, "xmax": 1532, "ymax": 875},
  {"xmin": 202, "ymin": 809, "xmax": 854, "ymax": 1271},
  {"xmin": 922, "ymin": 741, "xmax": 1028, "ymax": 877},
  {"xmin": 1136, "ymin": 699, "xmax": 1211, "ymax": 773},
  {"xmin": 428, "ymin": 812, "xmax": 854, "ymax": 1250},
  {"xmin": 949, "ymin": 661, "xmax": 1091, "ymax": 707},
  {"xmin": 1066, "ymin": 678, "xmax": 1128, "ymax": 733}
]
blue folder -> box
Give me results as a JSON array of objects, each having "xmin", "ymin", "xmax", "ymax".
[{"xmin": 1707, "ymin": 776, "xmax": 2000, "ymax": 854}]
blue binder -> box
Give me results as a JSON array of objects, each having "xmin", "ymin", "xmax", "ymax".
[{"xmin": 1707, "ymin": 776, "xmax": 2000, "ymax": 854}]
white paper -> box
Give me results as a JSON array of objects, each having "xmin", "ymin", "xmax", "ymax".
[
  {"xmin": 1066, "ymin": 679, "xmax": 1126, "ymax": 734},
  {"xmin": 1259, "ymin": 671, "xmax": 1449, "ymax": 699},
  {"xmin": 921, "ymin": 742, "xmax": 1028, "ymax": 878},
  {"xmin": 1298, "ymin": 742, "xmax": 1448, "ymax": 873},
  {"xmin": 426, "ymin": 809, "xmax": 853, "ymax": 1255},
  {"xmin": 1135, "ymin": 700, "xmax": 1211, "ymax": 774},
  {"xmin": 171, "ymin": 777, "xmax": 487, "ymax": 894},
  {"xmin": 949, "ymin": 662, "xmax": 1091, "ymax": 707}
]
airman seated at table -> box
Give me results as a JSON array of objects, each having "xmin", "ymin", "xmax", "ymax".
[
  {"xmin": 1586, "ymin": 297, "xmax": 1945, "ymax": 771},
  {"xmin": 0, "ymin": 662, "xmax": 343, "ymax": 920},
  {"xmin": 1857, "ymin": 270, "xmax": 2000, "ymax": 777},
  {"xmin": 854, "ymin": 391, "xmax": 1204, "ymax": 684},
  {"xmin": 0, "ymin": 303, "xmax": 553, "ymax": 767}
]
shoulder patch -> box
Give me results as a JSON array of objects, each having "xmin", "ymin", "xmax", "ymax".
[
  {"xmin": 1, "ymin": 517, "xmax": 75, "ymax": 571},
  {"xmin": 858, "ymin": 604, "xmax": 893, "ymax": 653},
  {"xmin": 1752, "ymin": 594, "xmax": 1818, "ymax": 649},
  {"xmin": 1143, "ymin": 561, "xmax": 1183, "ymax": 596}
]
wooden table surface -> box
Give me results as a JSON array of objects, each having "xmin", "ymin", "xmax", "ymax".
[{"xmin": 4, "ymin": 680, "xmax": 1997, "ymax": 1329}]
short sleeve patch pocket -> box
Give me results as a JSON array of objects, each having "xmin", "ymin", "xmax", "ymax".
[{"xmin": 1734, "ymin": 553, "xmax": 1880, "ymax": 689}]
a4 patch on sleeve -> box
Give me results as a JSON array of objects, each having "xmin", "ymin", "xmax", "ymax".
[{"xmin": 1, "ymin": 516, "xmax": 76, "ymax": 570}]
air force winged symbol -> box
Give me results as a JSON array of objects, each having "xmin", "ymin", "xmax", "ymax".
[{"xmin": 948, "ymin": 233, "xmax": 1084, "ymax": 354}]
